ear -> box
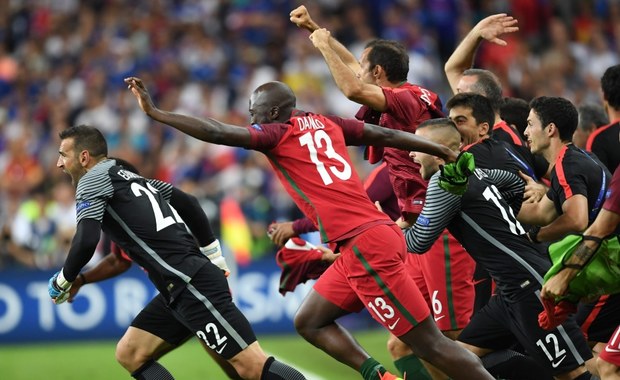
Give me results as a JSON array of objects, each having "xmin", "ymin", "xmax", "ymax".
[
  {"xmin": 80, "ymin": 150, "xmax": 90, "ymax": 167},
  {"xmin": 373, "ymin": 65, "xmax": 382, "ymax": 79},
  {"xmin": 546, "ymin": 122, "xmax": 557, "ymax": 137},
  {"xmin": 479, "ymin": 122, "xmax": 490, "ymax": 137},
  {"xmin": 270, "ymin": 106, "xmax": 280, "ymax": 120}
]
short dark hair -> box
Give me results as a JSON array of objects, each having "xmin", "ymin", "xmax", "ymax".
[
  {"xmin": 446, "ymin": 92, "xmax": 496, "ymax": 132},
  {"xmin": 417, "ymin": 117, "xmax": 458, "ymax": 131},
  {"xmin": 58, "ymin": 125, "xmax": 108, "ymax": 158},
  {"xmin": 529, "ymin": 96, "xmax": 578, "ymax": 142},
  {"xmin": 462, "ymin": 68, "xmax": 504, "ymax": 113},
  {"xmin": 601, "ymin": 64, "xmax": 620, "ymax": 110},
  {"xmin": 500, "ymin": 97, "xmax": 530, "ymax": 137},
  {"xmin": 578, "ymin": 104, "xmax": 609, "ymax": 131},
  {"xmin": 365, "ymin": 39, "xmax": 409, "ymax": 83}
]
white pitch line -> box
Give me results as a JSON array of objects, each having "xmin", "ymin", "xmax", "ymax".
[{"xmin": 265, "ymin": 350, "xmax": 328, "ymax": 380}]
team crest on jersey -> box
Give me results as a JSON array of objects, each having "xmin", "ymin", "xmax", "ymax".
[
  {"xmin": 416, "ymin": 215, "xmax": 430, "ymax": 226},
  {"xmin": 76, "ymin": 200, "xmax": 91, "ymax": 213},
  {"xmin": 251, "ymin": 123, "xmax": 263, "ymax": 131},
  {"xmin": 412, "ymin": 199, "xmax": 424, "ymax": 205},
  {"xmin": 606, "ymin": 189, "xmax": 613, "ymax": 199}
]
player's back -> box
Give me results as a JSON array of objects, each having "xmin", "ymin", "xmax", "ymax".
[{"xmin": 265, "ymin": 112, "xmax": 392, "ymax": 243}]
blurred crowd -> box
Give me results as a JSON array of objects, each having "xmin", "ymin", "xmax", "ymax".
[{"xmin": 0, "ymin": 0, "xmax": 618, "ymax": 270}]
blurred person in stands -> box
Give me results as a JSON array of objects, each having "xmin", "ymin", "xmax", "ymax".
[
  {"xmin": 289, "ymin": 5, "xmax": 475, "ymax": 378},
  {"xmin": 126, "ymin": 75, "xmax": 494, "ymax": 380},
  {"xmin": 573, "ymin": 104, "xmax": 608, "ymax": 149},
  {"xmin": 586, "ymin": 64, "xmax": 620, "ymax": 173},
  {"xmin": 500, "ymin": 97, "xmax": 530, "ymax": 141},
  {"xmin": 48, "ymin": 125, "xmax": 306, "ymax": 380}
]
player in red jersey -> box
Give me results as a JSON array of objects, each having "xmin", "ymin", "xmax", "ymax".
[
  {"xmin": 290, "ymin": 7, "xmax": 476, "ymax": 378},
  {"xmin": 125, "ymin": 76, "xmax": 493, "ymax": 380}
]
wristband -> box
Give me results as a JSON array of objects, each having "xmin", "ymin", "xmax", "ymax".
[{"xmin": 527, "ymin": 226, "xmax": 541, "ymax": 244}]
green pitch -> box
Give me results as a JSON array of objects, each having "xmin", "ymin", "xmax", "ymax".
[{"xmin": 0, "ymin": 328, "xmax": 396, "ymax": 379}]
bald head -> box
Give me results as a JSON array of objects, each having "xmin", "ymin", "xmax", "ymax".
[{"xmin": 250, "ymin": 81, "xmax": 297, "ymax": 124}]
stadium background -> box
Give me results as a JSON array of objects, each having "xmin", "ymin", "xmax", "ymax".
[{"xmin": 0, "ymin": 0, "xmax": 618, "ymax": 378}]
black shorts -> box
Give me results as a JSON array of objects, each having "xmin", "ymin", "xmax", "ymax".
[
  {"xmin": 458, "ymin": 292, "xmax": 592, "ymax": 376},
  {"xmin": 133, "ymin": 263, "xmax": 257, "ymax": 359},
  {"xmin": 577, "ymin": 293, "xmax": 620, "ymax": 343}
]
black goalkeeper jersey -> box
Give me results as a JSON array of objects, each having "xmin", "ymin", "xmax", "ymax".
[
  {"xmin": 75, "ymin": 159, "xmax": 207, "ymax": 302},
  {"xmin": 405, "ymin": 168, "xmax": 551, "ymax": 302}
]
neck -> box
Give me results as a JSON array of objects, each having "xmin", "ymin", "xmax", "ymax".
[
  {"xmin": 544, "ymin": 139, "xmax": 568, "ymax": 165},
  {"xmin": 608, "ymin": 107, "xmax": 620, "ymax": 124}
]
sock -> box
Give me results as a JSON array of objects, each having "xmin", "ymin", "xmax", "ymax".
[
  {"xmin": 573, "ymin": 371, "xmax": 593, "ymax": 380},
  {"xmin": 394, "ymin": 354, "xmax": 432, "ymax": 379},
  {"xmin": 131, "ymin": 360, "xmax": 174, "ymax": 380},
  {"xmin": 481, "ymin": 349, "xmax": 553, "ymax": 380},
  {"xmin": 360, "ymin": 357, "xmax": 385, "ymax": 380},
  {"xmin": 261, "ymin": 356, "xmax": 307, "ymax": 380}
]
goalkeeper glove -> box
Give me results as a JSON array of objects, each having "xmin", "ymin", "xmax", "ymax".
[
  {"xmin": 438, "ymin": 152, "xmax": 475, "ymax": 195},
  {"xmin": 200, "ymin": 239, "xmax": 231, "ymax": 277},
  {"xmin": 48, "ymin": 270, "xmax": 72, "ymax": 304}
]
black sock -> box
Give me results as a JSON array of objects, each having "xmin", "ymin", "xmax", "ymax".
[
  {"xmin": 481, "ymin": 349, "xmax": 553, "ymax": 380},
  {"xmin": 261, "ymin": 356, "xmax": 307, "ymax": 380},
  {"xmin": 131, "ymin": 360, "xmax": 174, "ymax": 380}
]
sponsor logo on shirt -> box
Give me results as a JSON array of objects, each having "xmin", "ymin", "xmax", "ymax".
[
  {"xmin": 417, "ymin": 215, "xmax": 430, "ymax": 226},
  {"xmin": 413, "ymin": 199, "xmax": 424, "ymax": 205},
  {"xmin": 251, "ymin": 124, "xmax": 263, "ymax": 131},
  {"xmin": 76, "ymin": 201, "xmax": 91, "ymax": 213}
]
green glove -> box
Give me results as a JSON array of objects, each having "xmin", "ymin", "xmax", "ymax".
[{"xmin": 438, "ymin": 152, "xmax": 475, "ymax": 195}]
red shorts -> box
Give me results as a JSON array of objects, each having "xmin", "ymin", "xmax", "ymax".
[
  {"xmin": 599, "ymin": 325, "xmax": 620, "ymax": 367},
  {"xmin": 407, "ymin": 230, "xmax": 475, "ymax": 331},
  {"xmin": 314, "ymin": 224, "xmax": 430, "ymax": 336}
]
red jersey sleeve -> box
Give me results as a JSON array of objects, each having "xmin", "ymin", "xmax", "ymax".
[
  {"xmin": 603, "ymin": 169, "xmax": 620, "ymax": 215},
  {"xmin": 245, "ymin": 123, "xmax": 290, "ymax": 150}
]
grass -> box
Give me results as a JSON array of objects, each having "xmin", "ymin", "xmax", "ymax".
[{"xmin": 0, "ymin": 328, "xmax": 395, "ymax": 379}]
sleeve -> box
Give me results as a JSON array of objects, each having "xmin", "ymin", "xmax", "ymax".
[
  {"xmin": 169, "ymin": 187, "xmax": 215, "ymax": 246},
  {"xmin": 603, "ymin": 169, "xmax": 620, "ymax": 215},
  {"xmin": 486, "ymin": 169, "xmax": 526, "ymax": 214},
  {"xmin": 62, "ymin": 219, "xmax": 102, "ymax": 281},
  {"xmin": 75, "ymin": 166, "xmax": 115, "ymax": 224},
  {"xmin": 382, "ymin": 86, "xmax": 424, "ymax": 125},
  {"xmin": 292, "ymin": 217, "xmax": 318, "ymax": 234},
  {"xmin": 404, "ymin": 173, "xmax": 461, "ymax": 253},
  {"xmin": 245, "ymin": 123, "xmax": 290, "ymax": 150},
  {"xmin": 324, "ymin": 115, "xmax": 365, "ymax": 145}
]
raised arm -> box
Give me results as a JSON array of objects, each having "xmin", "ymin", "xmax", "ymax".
[
  {"xmin": 125, "ymin": 77, "xmax": 251, "ymax": 147},
  {"xmin": 290, "ymin": 5, "xmax": 360, "ymax": 72},
  {"xmin": 360, "ymin": 123, "xmax": 458, "ymax": 163},
  {"xmin": 444, "ymin": 14, "xmax": 518, "ymax": 94}
]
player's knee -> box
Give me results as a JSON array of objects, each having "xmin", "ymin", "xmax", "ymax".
[
  {"xmin": 293, "ymin": 312, "xmax": 312, "ymax": 339},
  {"xmin": 386, "ymin": 334, "xmax": 411, "ymax": 359},
  {"xmin": 597, "ymin": 356, "xmax": 619, "ymax": 378},
  {"xmin": 116, "ymin": 337, "xmax": 146, "ymax": 371}
]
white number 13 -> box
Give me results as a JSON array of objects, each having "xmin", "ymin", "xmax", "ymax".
[{"xmin": 299, "ymin": 130, "xmax": 352, "ymax": 185}]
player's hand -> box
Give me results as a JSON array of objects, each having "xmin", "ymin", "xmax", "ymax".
[
  {"xmin": 201, "ymin": 239, "xmax": 231, "ymax": 277},
  {"xmin": 268, "ymin": 222, "xmax": 296, "ymax": 247},
  {"xmin": 316, "ymin": 245, "xmax": 340, "ymax": 264},
  {"xmin": 438, "ymin": 152, "xmax": 475, "ymax": 195},
  {"xmin": 48, "ymin": 270, "xmax": 72, "ymax": 304},
  {"xmin": 309, "ymin": 28, "xmax": 331, "ymax": 50},
  {"xmin": 124, "ymin": 77, "xmax": 157, "ymax": 116},
  {"xmin": 290, "ymin": 5, "xmax": 319, "ymax": 32},
  {"xmin": 519, "ymin": 171, "xmax": 546, "ymax": 203},
  {"xmin": 473, "ymin": 13, "xmax": 519, "ymax": 46},
  {"xmin": 67, "ymin": 274, "xmax": 86, "ymax": 303},
  {"xmin": 541, "ymin": 270, "xmax": 572, "ymax": 301}
]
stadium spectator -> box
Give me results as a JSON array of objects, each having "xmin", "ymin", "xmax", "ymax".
[
  {"xmin": 290, "ymin": 6, "xmax": 475, "ymax": 378},
  {"xmin": 586, "ymin": 64, "xmax": 620, "ymax": 174},
  {"xmin": 574, "ymin": 104, "xmax": 609, "ymax": 149},
  {"xmin": 48, "ymin": 125, "xmax": 305, "ymax": 380},
  {"xmin": 500, "ymin": 96, "xmax": 530, "ymax": 141},
  {"xmin": 125, "ymin": 76, "xmax": 495, "ymax": 380}
]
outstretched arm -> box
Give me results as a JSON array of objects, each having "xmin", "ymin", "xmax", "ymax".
[
  {"xmin": 310, "ymin": 28, "xmax": 387, "ymax": 111},
  {"xmin": 125, "ymin": 77, "xmax": 251, "ymax": 147},
  {"xmin": 444, "ymin": 14, "xmax": 518, "ymax": 94},
  {"xmin": 541, "ymin": 208, "xmax": 620, "ymax": 300},
  {"xmin": 360, "ymin": 123, "xmax": 458, "ymax": 163},
  {"xmin": 290, "ymin": 5, "xmax": 360, "ymax": 72}
]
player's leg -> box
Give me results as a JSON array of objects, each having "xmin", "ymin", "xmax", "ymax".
[
  {"xmin": 597, "ymin": 325, "xmax": 620, "ymax": 380},
  {"xmin": 176, "ymin": 264, "xmax": 306, "ymax": 380},
  {"xmin": 343, "ymin": 224, "xmax": 493, "ymax": 380}
]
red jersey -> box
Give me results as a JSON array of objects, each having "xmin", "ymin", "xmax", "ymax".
[
  {"xmin": 356, "ymin": 83, "xmax": 442, "ymax": 216},
  {"xmin": 603, "ymin": 168, "xmax": 620, "ymax": 215},
  {"xmin": 246, "ymin": 110, "xmax": 392, "ymax": 243}
]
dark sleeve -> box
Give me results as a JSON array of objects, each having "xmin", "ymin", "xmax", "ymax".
[
  {"xmin": 486, "ymin": 169, "xmax": 526, "ymax": 214},
  {"xmin": 62, "ymin": 219, "xmax": 102, "ymax": 281},
  {"xmin": 169, "ymin": 187, "xmax": 215, "ymax": 246},
  {"xmin": 324, "ymin": 115, "xmax": 365, "ymax": 145},
  {"xmin": 292, "ymin": 217, "xmax": 318, "ymax": 234},
  {"xmin": 245, "ymin": 123, "xmax": 290, "ymax": 150}
]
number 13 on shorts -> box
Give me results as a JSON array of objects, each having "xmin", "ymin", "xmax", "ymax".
[{"xmin": 367, "ymin": 297, "xmax": 400, "ymax": 330}]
